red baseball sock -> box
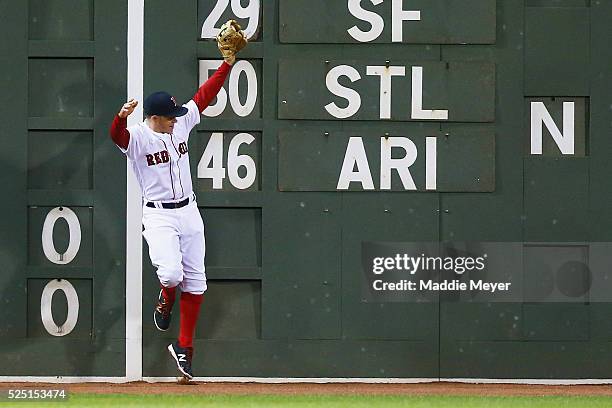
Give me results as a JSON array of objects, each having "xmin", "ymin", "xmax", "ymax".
[
  {"xmin": 178, "ymin": 292, "xmax": 204, "ymax": 349},
  {"xmin": 161, "ymin": 285, "xmax": 176, "ymax": 307}
]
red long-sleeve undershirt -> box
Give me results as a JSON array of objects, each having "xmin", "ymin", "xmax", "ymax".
[
  {"xmin": 193, "ymin": 61, "xmax": 231, "ymax": 112},
  {"xmin": 110, "ymin": 115, "xmax": 129, "ymax": 149},
  {"xmin": 109, "ymin": 61, "xmax": 232, "ymax": 150}
]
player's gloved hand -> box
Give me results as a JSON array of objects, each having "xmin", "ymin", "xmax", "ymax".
[
  {"xmin": 118, "ymin": 99, "xmax": 138, "ymax": 118},
  {"xmin": 216, "ymin": 19, "xmax": 247, "ymax": 66}
]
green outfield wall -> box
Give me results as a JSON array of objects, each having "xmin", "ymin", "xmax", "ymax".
[{"xmin": 2, "ymin": 0, "xmax": 612, "ymax": 380}]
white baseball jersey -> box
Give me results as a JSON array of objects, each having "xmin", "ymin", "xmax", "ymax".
[{"xmin": 120, "ymin": 100, "xmax": 201, "ymax": 202}]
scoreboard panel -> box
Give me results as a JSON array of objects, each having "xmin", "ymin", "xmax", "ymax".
[
  {"xmin": 2, "ymin": 0, "xmax": 612, "ymax": 380},
  {"xmin": 0, "ymin": 0, "xmax": 127, "ymax": 376}
]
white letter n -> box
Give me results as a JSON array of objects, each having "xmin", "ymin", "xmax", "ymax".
[{"xmin": 530, "ymin": 101, "xmax": 575, "ymax": 155}]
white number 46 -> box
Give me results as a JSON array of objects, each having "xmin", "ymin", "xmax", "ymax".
[{"xmin": 197, "ymin": 132, "xmax": 257, "ymax": 190}]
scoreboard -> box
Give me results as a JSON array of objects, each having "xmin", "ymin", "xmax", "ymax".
[{"xmin": 2, "ymin": 0, "xmax": 612, "ymax": 380}]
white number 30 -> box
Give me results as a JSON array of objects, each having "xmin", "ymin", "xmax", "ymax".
[{"xmin": 201, "ymin": 0, "xmax": 260, "ymax": 40}]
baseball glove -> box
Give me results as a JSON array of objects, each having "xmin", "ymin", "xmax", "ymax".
[{"xmin": 216, "ymin": 19, "xmax": 247, "ymax": 65}]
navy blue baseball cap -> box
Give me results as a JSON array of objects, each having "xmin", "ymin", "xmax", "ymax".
[{"xmin": 143, "ymin": 91, "xmax": 188, "ymax": 117}]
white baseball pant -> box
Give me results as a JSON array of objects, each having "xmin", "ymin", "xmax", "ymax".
[{"xmin": 142, "ymin": 200, "xmax": 207, "ymax": 294}]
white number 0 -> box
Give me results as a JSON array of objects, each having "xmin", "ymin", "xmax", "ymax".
[
  {"xmin": 198, "ymin": 132, "xmax": 257, "ymax": 190},
  {"xmin": 40, "ymin": 279, "xmax": 79, "ymax": 337},
  {"xmin": 201, "ymin": 0, "xmax": 260, "ymax": 40},
  {"xmin": 40, "ymin": 207, "xmax": 82, "ymax": 336},
  {"xmin": 41, "ymin": 207, "xmax": 81, "ymax": 265}
]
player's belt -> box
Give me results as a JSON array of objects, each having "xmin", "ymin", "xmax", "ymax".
[{"xmin": 146, "ymin": 196, "xmax": 190, "ymax": 209}]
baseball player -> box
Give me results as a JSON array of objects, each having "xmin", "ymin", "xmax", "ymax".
[{"xmin": 109, "ymin": 21, "xmax": 247, "ymax": 380}]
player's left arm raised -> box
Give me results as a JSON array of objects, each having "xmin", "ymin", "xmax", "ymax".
[
  {"xmin": 109, "ymin": 98, "xmax": 138, "ymax": 149},
  {"xmin": 192, "ymin": 20, "xmax": 248, "ymax": 113}
]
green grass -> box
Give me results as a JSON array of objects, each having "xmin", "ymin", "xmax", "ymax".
[{"xmin": 6, "ymin": 394, "xmax": 612, "ymax": 408}]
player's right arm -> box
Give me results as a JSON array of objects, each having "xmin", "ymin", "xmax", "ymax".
[
  {"xmin": 110, "ymin": 99, "xmax": 138, "ymax": 150},
  {"xmin": 177, "ymin": 63, "xmax": 232, "ymax": 136},
  {"xmin": 192, "ymin": 62, "xmax": 231, "ymax": 113}
]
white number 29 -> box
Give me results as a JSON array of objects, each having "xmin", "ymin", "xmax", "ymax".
[
  {"xmin": 197, "ymin": 132, "xmax": 257, "ymax": 190},
  {"xmin": 201, "ymin": 0, "xmax": 260, "ymax": 40}
]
